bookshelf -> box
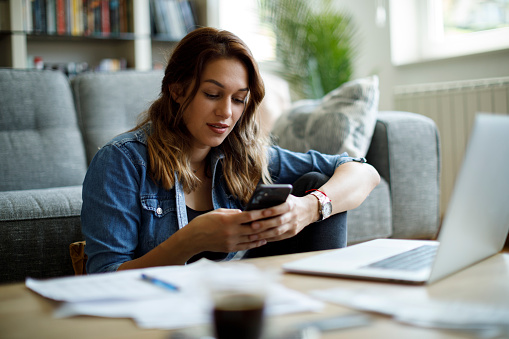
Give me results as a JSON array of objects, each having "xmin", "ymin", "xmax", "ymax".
[
  {"xmin": 151, "ymin": 0, "xmax": 218, "ymax": 69},
  {"xmin": 0, "ymin": 0, "xmax": 217, "ymax": 72}
]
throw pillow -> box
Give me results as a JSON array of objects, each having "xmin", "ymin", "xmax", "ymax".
[
  {"xmin": 258, "ymin": 71, "xmax": 292, "ymax": 136},
  {"xmin": 271, "ymin": 75, "xmax": 379, "ymax": 157}
]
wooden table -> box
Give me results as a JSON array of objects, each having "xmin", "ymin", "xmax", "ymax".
[{"xmin": 1, "ymin": 250, "xmax": 508, "ymax": 339}]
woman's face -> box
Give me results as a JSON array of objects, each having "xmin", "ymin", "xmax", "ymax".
[{"xmin": 178, "ymin": 58, "xmax": 249, "ymax": 152}]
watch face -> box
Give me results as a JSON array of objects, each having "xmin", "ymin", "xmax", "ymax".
[
  {"xmin": 322, "ymin": 201, "xmax": 332, "ymax": 218},
  {"xmin": 310, "ymin": 191, "xmax": 332, "ymax": 220}
]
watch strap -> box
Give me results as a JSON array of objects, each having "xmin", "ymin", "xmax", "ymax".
[{"xmin": 306, "ymin": 189, "xmax": 332, "ymax": 221}]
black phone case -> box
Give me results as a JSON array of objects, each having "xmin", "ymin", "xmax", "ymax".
[{"xmin": 244, "ymin": 184, "xmax": 293, "ymax": 211}]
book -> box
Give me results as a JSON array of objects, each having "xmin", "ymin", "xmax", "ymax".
[
  {"xmin": 56, "ymin": 0, "xmax": 66, "ymax": 35},
  {"xmin": 150, "ymin": 0, "xmax": 195, "ymax": 39},
  {"xmin": 0, "ymin": 0, "xmax": 9, "ymax": 32},
  {"xmin": 167, "ymin": 0, "xmax": 186, "ymax": 39},
  {"xmin": 26, "ymin": 0, "xmax": 133, "ymax": 37},
  {"xmin": 46, "ymin": 0, "xmax": 56, "ymax": 34},
  {"xmin": 32, "ymin": 0, "xmax": 45, "ymax": 34},
  {"xmin": 65, "ymin": 0, "xmax": 71, "ymax": 34},
  {"xmin": 178, "ymin": 0, "xmax": 196, "ymax": 33},
  {"xmin": 101, "ymin": 0, "xmax": 110, "ymax": 35},
  {"xmin": 110, "ymin": 0, "xmax": 120, "ymax": 35},
  {"xmin": 119, "ymin": 0, "xmax": 128, "ymax": 33}
]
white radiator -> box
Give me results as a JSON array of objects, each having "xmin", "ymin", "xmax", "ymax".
[{"xmin": 394, "ymin": 77, "xmax": 509, "ymax": 216}]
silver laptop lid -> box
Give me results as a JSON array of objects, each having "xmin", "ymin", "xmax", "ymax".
[{"xmin": 428, "ymin": 113, "xmax": 509, "ymax": 283}]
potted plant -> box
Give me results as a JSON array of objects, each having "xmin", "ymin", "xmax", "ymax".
[{"xmin": 259, "ymin": 0, "xmax": 358, "ymax": 100}]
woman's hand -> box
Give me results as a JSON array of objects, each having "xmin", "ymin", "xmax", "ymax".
[
  {"xmin": 121, "ymin": 194, "xmax": 320, "ymax": 270},
  {"xmin": 241, "ymin": 194, "xmax": 319, "ymax": 243},
  {"xmin": 185, "ymin": 208, "xmax": 270, "ymax": 253},
  {"xmin": 119, "ymin": 208, "xmax": 271, "ymax": 270},
  {"xmin": 185, "ymin": 195, "xmax": 318, "ymax": 253}
]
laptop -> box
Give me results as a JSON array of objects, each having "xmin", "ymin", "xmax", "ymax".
[{"xmin": 283, "ymin": 113, "xmax": 509, "ymax": 284}]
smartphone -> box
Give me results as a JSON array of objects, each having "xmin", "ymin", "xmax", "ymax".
[{"xmin": 244, "ymin": 184, "xmax": 293, "ymax": 211}]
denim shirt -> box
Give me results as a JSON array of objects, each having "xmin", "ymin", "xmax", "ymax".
[{"xmin": 82, "ymin": 127, "xmax": 364, "ymax": 273}]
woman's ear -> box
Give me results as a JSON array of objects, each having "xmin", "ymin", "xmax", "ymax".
[{"xmin": 169, "ymin": 85, "xmax": 184, "ymax": 103}]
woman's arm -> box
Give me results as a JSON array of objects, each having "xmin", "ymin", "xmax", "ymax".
[
  {"xmin": 118, "ymin": 208, "xmax": 271, "ymax": 270},
  {"xmin": 117, "ymin": 225, "xmax": 197, "ymax": 269},
  {"xmin": 84, "ymin": 142, "xmax": 274, "ymax": 273},
  {"xmin": 318, "ymin": 161, "xmax": 380, "ymax": 215},
  {"xmin": 245, "ymin": 161, "xmax": 380, "ymax": 243}
]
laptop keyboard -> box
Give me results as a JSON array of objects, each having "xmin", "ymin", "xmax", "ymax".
[{"xmin": 364, "ymin": 245, "xmax": 438, "ymax": 271}]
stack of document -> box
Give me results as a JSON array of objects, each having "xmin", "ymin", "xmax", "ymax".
[
  {"xmin": 26, "ymin": 260, "xmax": 324, "ymax": 329},
  {"xmin": 311, "ymin": 286, "xmax": 509, "ymax": 337}
]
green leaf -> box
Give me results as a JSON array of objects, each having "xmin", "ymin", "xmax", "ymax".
[{"xmin": 259, "ymin": 0, "xmax": 358, "ymax": 100}]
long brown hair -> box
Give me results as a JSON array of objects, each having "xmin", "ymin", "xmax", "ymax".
[{"xmin": 135, "ymin": 27, "xmax": 271, "ymax": 203}]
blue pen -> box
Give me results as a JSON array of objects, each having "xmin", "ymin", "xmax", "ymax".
[{"xmin": 141, "ymin": 274, "xmax": 180, "ymax": 292}]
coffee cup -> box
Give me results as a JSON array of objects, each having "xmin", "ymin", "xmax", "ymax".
[{"xmin": 205, "ymin": 264, "xmax": 268, "ymax": 339}]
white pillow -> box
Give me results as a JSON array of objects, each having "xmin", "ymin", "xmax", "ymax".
[
  {"xmin": 257, "ymin": 72, "xmax": 292, "ymax": 136},
  {"xmin": 271, "ymin": 75, "xmax": 379, "ymax": 157}
]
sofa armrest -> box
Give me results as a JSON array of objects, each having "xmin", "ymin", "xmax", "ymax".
[
  {"xmin": 366, "ymin": 111, "xmax": 441, "ymax": 239},
  {"xmin": 0, "ymin": 186, "xmax": 84, "ymax": 283}
]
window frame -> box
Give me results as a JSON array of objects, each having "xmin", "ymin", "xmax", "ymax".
[{"xmin": 389, "ymin": 0, "xmax": 509, "ymax": 66}]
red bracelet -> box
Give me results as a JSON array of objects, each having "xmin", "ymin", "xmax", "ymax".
[{"xmin": 305, "ymin": 189, "xmax": 331, "ymax": 202}]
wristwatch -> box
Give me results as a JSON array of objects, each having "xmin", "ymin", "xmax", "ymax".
[{"xmin": 308, "ymin": 190, "xmax": 332, "ymax": 221}]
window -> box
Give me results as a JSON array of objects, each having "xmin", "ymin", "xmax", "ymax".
[
  {"xmin": 390, "ymin": 0, "xmax": 509, "ymax": 65},
  {"xmin": 441, "ymin": 0, "xmax": 509, "ymax": 37},
  {"xmin": 217, "ymin": 0, "xmax": 276, "ymax": 62}
]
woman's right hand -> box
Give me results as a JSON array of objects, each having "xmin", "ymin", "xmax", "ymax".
[
  {"xmin": 118, "ymin": 207, "xmax": 270, "ymax": 270},
  {"xmin": 186, "ymin": 208, "xmax": 268, "ymax": 254}
]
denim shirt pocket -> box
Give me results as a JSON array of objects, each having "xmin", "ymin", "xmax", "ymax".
[
  {"xmin": 140, "ymin": 196, "xmax": 175, "ymax": 218},
  {"xmin": 139, "ymin": 196, "xmax": 178, "ymax": 251}
]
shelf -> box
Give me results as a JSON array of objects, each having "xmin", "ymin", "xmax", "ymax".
[
  {"xmin": 2, "ymin": 30, "xmax": 185, "ymax": 43},
  {"xmin": 2, "ymin": 0, "xmax": 216, "ymax": 70},
  {"xmin": 27, "ymin": 39, "xmax": 134, "ymax": 70},
  {"xmin": 26, "ymin": 32, "xmax": 139, "ymax": 42}
]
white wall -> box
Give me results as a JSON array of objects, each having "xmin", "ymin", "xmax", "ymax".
[{"xmin": 334, "ymin": 0, "xmax": 509, "ymax": 110}]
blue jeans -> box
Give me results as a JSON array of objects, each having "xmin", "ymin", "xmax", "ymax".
[{"xmin": 243, "ymin": 172, "xmax": 348, "ymax": 258}]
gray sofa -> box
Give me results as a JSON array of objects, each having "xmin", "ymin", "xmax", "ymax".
[{"xmin": 0, "ymin": 68, "xmax": 441, "ymax": 283}]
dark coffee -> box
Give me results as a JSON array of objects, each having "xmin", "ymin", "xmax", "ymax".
[{"xmin": 213, "ymin": 293, "xmax": 265, "ymax": 339}]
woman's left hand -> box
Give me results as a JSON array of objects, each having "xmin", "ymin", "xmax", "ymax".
[{"xmin": 241, "ymin": 194, "xmax": 319, "ymax": 243}]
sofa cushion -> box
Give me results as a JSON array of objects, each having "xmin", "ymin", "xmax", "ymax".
[
  {"xmin": 0, "ymin": 185, "xmax": 82, "ymax": 221},
  {"xmin": 0, "ymin": 69, "xmax": 88, "ymax": 191},
  {"xmin": 347, "ymin": 177, "xmax": 392, "ymax": 244},
  {"xmin": 271, "ymin": 75, "xmax": 379, "ymax": 157},
  {"xmin": 0, "ymin": 214, "xmax": 83, "ymax": 282},
  {"xmin": 371, "ymin": 112, "xmax": 441, "ymax": 239},
  {"xmin": 0, "ymin": 185, "xmax": 83, "ymax": 283},
  {"xmin": 72, "ymin": 71, "xmax": 163, "ymax": 164}
]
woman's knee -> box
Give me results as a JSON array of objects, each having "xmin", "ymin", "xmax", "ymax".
[
  {"xmin": 299, "ymin": 211, "xmax": 348, "ymax": 250},
  {"xmin": 292, "ymin": 172, "xmax": 330, "ymax": 197}
]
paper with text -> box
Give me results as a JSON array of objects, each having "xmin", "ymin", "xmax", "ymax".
[{"xmin": 26, "ymin": 260, "xmax": 323, "ymax": 330}]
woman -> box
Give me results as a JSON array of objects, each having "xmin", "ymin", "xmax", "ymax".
[{"xmin": 81, "ymin": 27, "xmax": 380, "ymax": 274}]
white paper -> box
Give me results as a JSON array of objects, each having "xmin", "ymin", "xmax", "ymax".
[
  {"xmin": 26, "ymin": 261, "xmax": 209, "ymax": 302},
  {"xmin": 52, "ymin": 280, "xmax": 322, "ymax": 330},
  {"xmin": 311, "ymin": 287, "xmax": 509, "ymax": 327},
  {"xmin": 26, "ymin": 260, "xmax": 323, "ymax": 330}
]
